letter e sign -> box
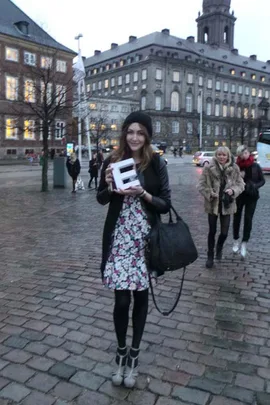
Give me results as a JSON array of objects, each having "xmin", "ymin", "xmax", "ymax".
[{"xmin": 111, "ymin": 158, "xmax": 140, "ymax": 190}]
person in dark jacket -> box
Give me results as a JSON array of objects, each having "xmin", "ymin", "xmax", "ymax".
[
  {"xmin": 88, "ymin": 153, "xmax": 98, "ymax": 189},
  {"xmin": 97, "ymin": 111, "xmax": 171, "ymax": 388},
  {"xmin": 233, "ymin": 145, "xmax": 265, "ymax": 259},
  {"xmin": 66, "ymin": 153, "xmax": 81, "ymax": 193}
]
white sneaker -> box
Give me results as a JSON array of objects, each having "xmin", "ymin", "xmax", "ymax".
[
  {"xmin": 232, "ymin": 240, "xmax": 240, "ymax": 254},
  {"xmin": 240, "ymin": 242, "xmax": 247, "ymax": 259}
]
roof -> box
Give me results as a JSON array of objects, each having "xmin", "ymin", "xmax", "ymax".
[
  {"xmin": 0, "ymin": 0, "xmax": 76, "ymax": 55},
  {"xmin": 84, "ymin": 31, "xmax": 270, "ymax": 75}
]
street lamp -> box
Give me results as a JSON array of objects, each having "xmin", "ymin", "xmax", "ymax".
[
  {"xmin": 74, "ymin": 34, "xmax": 83, "ymax": 163},
  {"xmin": 199, "ymin": 90, "xmax": 203, "ymax": 150},
  {"xmin": 74, "ymin": 33, "xmax": 83, "ymax": 52}
]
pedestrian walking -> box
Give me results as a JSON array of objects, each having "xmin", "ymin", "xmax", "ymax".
[
  {"xmin": 97, "ymin": 150, "xmax": 104, "ymax": 170},
  {"xmin": 179, "ymin": 146, "xmax": 183, "ymax": 158},
  {"xmin": 66, "ymin": 152, "xmax": 81, "ymax": 193},
  {"xmin": 88, "ymin": 153, "xmax": 98, "ymax": 189},
  {"xmin": 197, "ymin": 146, "xmax": 245, "ymax": 269},
  {"xmin": 232, "ymin": 145, "xmax": 265, "ymax": 259},
  {"xmin": 97, "ymin": 111, "xmax": 171, "ymax": 388}
]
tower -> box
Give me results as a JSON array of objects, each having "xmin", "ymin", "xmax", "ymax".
[{"xmin": 196, "ymin": 0, "xmax": 236, "ymax": 49}]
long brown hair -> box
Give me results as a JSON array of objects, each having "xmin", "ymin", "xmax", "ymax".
[{"xmin": 111, "ymin": 123, "xmax": 154, "ymax": 171}]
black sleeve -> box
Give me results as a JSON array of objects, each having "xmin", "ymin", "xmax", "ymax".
[
  {"xmin": 151, "ymin": 158, "xmax": 171, "ymax": 214},
  {"xmin": 96, "ymin": 158, "xmax": 113, "ymax": 205},
  {"xmin": 255, "ymin": 164, "xmax": 265, "ymax": 189}
]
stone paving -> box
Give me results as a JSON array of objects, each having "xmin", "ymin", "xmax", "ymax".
[{"xmin": 0, "ymin": 164, "xmax": 269, "ymax": 405}]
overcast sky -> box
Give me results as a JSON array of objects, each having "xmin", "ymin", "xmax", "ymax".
[{"xmin": 13, "ymin": 0, "xmax": 270, "ymax": 62}]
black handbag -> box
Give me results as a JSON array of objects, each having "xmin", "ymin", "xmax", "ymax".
[{"xmin": 145, "ymin": 205, "xmax": 198, "ymax": 316}]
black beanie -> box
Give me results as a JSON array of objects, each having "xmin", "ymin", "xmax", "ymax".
[{"xmin": 122, "ymin": 111, "xmax": 153, "ymax": 138}]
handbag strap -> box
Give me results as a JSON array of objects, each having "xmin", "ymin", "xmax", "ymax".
[{"xmin": 148, "ymin": 267, "xmax": 186, "ymax": 316}]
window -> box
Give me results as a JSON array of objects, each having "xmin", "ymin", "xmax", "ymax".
[
  {"xmin": 141, "ymin": 96, "xmax": 146, "ymax": 110},
  {"xmin": 251, "ymin": 88, "xmax": 256, "ymax": 97},
  {"xmin": 5, "ymin": 118, "xmax": 18, "ymax": 139},
  {"xmin": 207, "ymin": 79, "xmax": 213, "ymax": 89},
  {"xmin": 238, "ymin": 85, "xmax": 243, "ymax": 95},
  {"xmin": 39, "ymin": 121, "xmax": 51, "ymax": 140},
  {"xmin": 24, "ymin": 51, "xmax": 36, "ymax": 66},
  {"xmin": 215, "ymin": 102, "xmax": 220, "ymax": 117},
  {"xmin": 86, "ymin": 84, "xmax": 91, "ymax": 92},
  {"xmin": 106, "ymin": 64, "xmax": 110, "ymax": 71},
  {"xmin": 237, "ymin": 106, "xmax": 242, "ymax": 118},
  {"xmin": 186, "ymin": 93, "xmax": 193, "ymax": 112},
  {"xmin": 224, "ymin": 82, "xmax": 229, "ymax": 92},
  {"xmin": 261, "ymin": 76, "xmax": 266, "ymax": 82},
  {"xmin": 199, "ymin": 76, "xmax": 203, "ymax": 87},
  {"xmin": 244, "ymin": 107, "xmax": 249, "ymax": 119},
  {"xmin": 24, "ymin": 120, "xmax": 35, "ymax": 140},
  {"xmin": 6, "ymin": 149, "xmax": 17, "ymax": 155},
  {"xmin": 155, "ymin": 121, "xmax": 161, "ymax": 133},
  {"xmin": 56, "ymin": 60, "xmax": 67, "ymax": 73},
  {"xmin": 55, "ymin": 121, "xmax": 65, "ymax": 139},
  {"xmin": 206, "ymin": 100, "xmax": 212, "ymax": 116},
  {"xmin": 156, "ymin": 68, "xmax": 162, "ymax": 80},
  {"xmin": 133, "ymin": 72, "xmax": 138, "ymax": 82},
  {"xmin": 251, "ymin": 107, "xmax": 256, "ymax": 119},
  {"xmin": 111, "ymin": 78, "xmax": 115, "ymax": 87},
  {"xmin": 216, "ymin": 80, "xmax": 221, "ymax": 91},
  {"xmin": 125, "ymin": 87, "xmax": 129, "ymax": 93},
  {"xmin": 172, "ymin": 121, "xmax": 179, "ymax": 134},
  {"xmin": 40, "ymin": 82, "xmax": 52, "ymax": 103},
  {"xmin": 120, "ymin": 59, "xmax": 124, "ymax": 67},
  {"xmin": 155, "ymin": 95, "xmax": 161, "ymax": 111},
  {"xmin": 215, "ymin": 125, "xmax": 219, "ymax": 136},
  {"xmin": 93, "ymin": 68, "xmax": 97, "ymax": 74},
  {"xmin": 231, "ymin": 84, "xmax": 236, "ymax": 93},
  {"xmin": 98, "ymin": 81, "xmax": 102, "ymax": 90},
  {"xmin": 241, "ymin": 72, "xmax": 246, "ymax": 77},
  {"xmin": 24, "ymin": 79, "xmax": 35, "ymax": 103},
  {"xmin": 265, "ymin": 90, "xmax": 269, "ymax": 99},
  {"xmin": 223, "ymin": 127, "xmax": 227, "ymax": 137},
  {"xmin": 142, "ymin": 69, "xmax": 147, "ymax": 80},
  {"xmin": 230, "ymin": 105, "xmax": 235, "ymax": 117},
  {"xmin": 92, "ymin": 83, "xmax": 96, "ymax": 91},
  {"xmin": 89, "ymin": 103, "xmax": 97, "ymax": 110},
  {"xmin": 187, "ymin": 73, "xmax": 193, "ymax": 84},
  {"xmin": 104, "ymin": 79, "xmax": 109, "ymax": 89},
  {"xmin": 5, "ymin": 47, "xmax": 19, "ymax": 62},
  {"xmin": 125, "ymin": 74, "xmax": 130, "ymax": 84},
  {"xmin": 258, "ymin": 89, "xmax": 263, "ymax": 98},
  {"xmin": 41, "ymin": 56, "xmax": 52, "ymax": 69},
  {"xmin": 173, "ymin": 71, "xmax": 180, "ymax": 82},
  {"xmin": 223, "ymin": 104, "xmax": 228, "ymax": 117},
  {"xmin": 251, "ymin": 74, "xmax": 256, "ymax": 80},
  {"xmin": 245, "ymin": 86, "xmax": 250, "ymax": 96},
  {"xmin": 122, "ymin": 106, "xmax": 128, "ymax": 113},
  {"xmin": 56, "ymin": 84, "xmax": 66, "ymax": 104},
  {"xmin": 171, "ymin": 91, "xmax": 179, "ymax": 112},
  {"xmin": 206, "ymin": 124, "xmax": 211, "ymax": 136},
  {"xmin": 118, "ymin": 76, "xmax": 122, "ymax": 86},
  {"xmin": 187, "ymin": 122, "xmax": 193, "ymax": 135},
  {"xmin": 230, "ymin": 69, "xmax": 235, "ymax": 75},
  {"xmin": 6, "ymin": 76, "xmax": 18, "ymax": 100}
]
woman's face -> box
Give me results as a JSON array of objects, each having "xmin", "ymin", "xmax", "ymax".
[
  {"xmin": 216, "ymin": 151, "xmax": 228, "ymax": 165},
  {"xmin": 241, "ymin": 150, "xmax": 250, "ymax": 160},
  {"xmin": 126, "ymin": 123, "xmax": 146, "ymax": 153}
]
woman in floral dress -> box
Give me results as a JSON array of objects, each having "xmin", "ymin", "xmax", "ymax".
[{"xmin": 97, "ymin": 111, "xmax": 171, "ymax": 388}]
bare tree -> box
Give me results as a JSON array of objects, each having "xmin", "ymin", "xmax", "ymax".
[
  {"xmin": 10, "ymin": 49, "xmax": 74, "ymax": 191},
  {"xmin": 89, "ymin": 112, "xmax": 111, "ymax": 151}
]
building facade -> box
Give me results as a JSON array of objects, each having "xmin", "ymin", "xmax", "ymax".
[
  {"xmin": 84, "ymin": 0, "xmax": 270, "ymax": 151},
  {"xmin": 0, "ymin": 0, "xmax": 76, "ymax": 158}
]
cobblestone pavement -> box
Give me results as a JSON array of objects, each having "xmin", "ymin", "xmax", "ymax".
[{"xmin": 0, "ymin": 164, "xmax": 269, "ymax": 405}]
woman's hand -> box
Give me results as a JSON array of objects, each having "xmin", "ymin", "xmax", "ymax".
[
  {"xmin": 115, "ymin": 186, "xmax": 144, "ymax": 196},
  {"xmin": 105, "ymin": 166, "xmax": 113, "ymax": 186},
  {"xmin": 225, "ymin": 188, "xmax": 234, "ymax": 196},
  {"xmin": 210, "ymin": 191, "xmax": 218, "ymax": 198}
]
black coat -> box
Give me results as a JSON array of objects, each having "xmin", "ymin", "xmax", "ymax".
[
  {"xmin": 66, "ymin": 158, "xmax": 81, "ymax": 180},
  {"xmin": 240, "ymin": 163, "xmax": 265, "ymax": 200},
  {"xmin": 89, "ymin": 159, "xmax": 98, "ymax": 177},
  {"xmin": 97, "ymin": 154, "xmax": 171, "ymax": 278}
]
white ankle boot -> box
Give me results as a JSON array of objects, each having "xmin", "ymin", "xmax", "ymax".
[
  {"xmin": 240, "ymin": 242, "xmax": 247, "ymax": 259},
  {"xmin": 232, "ymin": 240, "xmax": 240, "ymax": 254},
  {"xmin": 112, "ymin": 347, "xmax": 127, "ymax": 386},
  {"xmin": 124, "ymin": 349, "xmax": 139, "ymax": 388}
]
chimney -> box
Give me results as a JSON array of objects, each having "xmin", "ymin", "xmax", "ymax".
[
  {"xmin": 231, "ymin": 48, "xmax": 238, "ymax": 55},
  {"xmin": 161, "ymin": 28, "xmax": 170, "ymax": 35},
  {"xmin": 129, "ymin": 36, "xmax": 137, "ymax": 42},
  {"xmin": 111, "ymin": 43, "xmax": 118, "ymax": 49},
  {"xmin": 187, "ymin": 36, "xmax": 195, "ymax": 43},
  {"xmin": 250, "ymin": 54, "xmax": 257, "ymax": 61},
  {"xmin": 94, "ymin": 50, "xmax": 101, "ymax": 56}
]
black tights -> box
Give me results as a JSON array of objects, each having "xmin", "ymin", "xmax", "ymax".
[
  {"xmin": 208, "ymin": 214, "xmax": 230, "ymax": 254},
  {"xmin": 113, "ymin": 289, "xmax": 148, "ymax": 350}
]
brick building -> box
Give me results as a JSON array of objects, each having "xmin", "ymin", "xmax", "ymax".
[
  {"xmin": 84, "ymin": 0, "xmax": 270, "ymax": 151},
  {"xmin": 0, "ymin": 0, "xmax": 76, "ymax": 158}
]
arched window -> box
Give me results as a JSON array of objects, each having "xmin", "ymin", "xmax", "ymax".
[
  {"xmin": 141, "ymin": 96, "xmax": 146, "ymax": 110},
  {"xmin": 215, "ymin": 100, "xmax": 220, "ymax": 117},
  {"xmin": 171, "ymin": 91, "xmax": 179, "ymax": 112},
  {"xmin": 223, "ymin": 103, "xmax": 228, "ymax": 117},
  {"xmin": 230, "ymin": 103, "xmax": 235, "ymax": 117},
  {"xmin": 204, "ymin": 27, "xmax": 209, "ymax": 43},
  {"xmin": 155, "ymin": 95, "xmax": 161, "ymax": 111},
  {"xmin": 185, "ymin": 93, "xmax": 193, "ymax": 113},
  {"xmin": 224, "ymin": 26, "xmax": 229, "ymax": 44},
  {"xmin": 206, "ymin": 99, "xmax": 212, "ymax": 116}
]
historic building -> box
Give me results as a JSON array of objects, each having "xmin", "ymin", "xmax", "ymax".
[
  {"xmin": 84, "ymin": 0, "xmax": 270, "ymax": 150},
  {"xmin": 0, "ymin": 0, "xmax": 76, "ymax": 158}
]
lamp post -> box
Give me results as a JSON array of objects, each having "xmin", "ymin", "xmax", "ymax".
[
  {"xmin": 199, "ymin": 90, "xmax": 203, "ymax": 150},
  {"xmin": 75, "ymin": 34, "xmax": 83, "ymax": 163}
]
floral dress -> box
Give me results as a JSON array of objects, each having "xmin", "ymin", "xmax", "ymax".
[{"xmin": 103, "ymin": 195, "xmax": 151, "ymax": 291}]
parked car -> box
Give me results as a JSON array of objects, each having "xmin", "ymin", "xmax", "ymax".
[
  {"xmin": 151, "ymin": 144, "xmax": 167, "ymax": 164},
  {"xmin": 192, "ymin": 151, "xmax": 215, "ymax": 167}
]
